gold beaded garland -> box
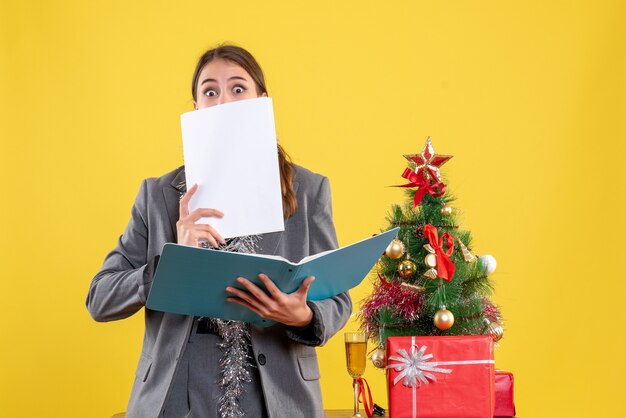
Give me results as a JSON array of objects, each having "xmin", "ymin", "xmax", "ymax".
[{"xmin": 400, "ymin": 282, "xmax": 425, "ymax": 292}]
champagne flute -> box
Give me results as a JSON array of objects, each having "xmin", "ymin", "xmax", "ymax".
[{"xmin": 345, "ymin": 332, "xmax": 368, "ymax": 418}]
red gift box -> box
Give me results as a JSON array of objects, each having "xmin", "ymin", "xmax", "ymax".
[
  {"xmin": 494, "ymin": 370, "xmax": 515, "ymax": 417},
  {"xmin": 386, "ymin": 335, "xmax": 495, "ymax": 418}
]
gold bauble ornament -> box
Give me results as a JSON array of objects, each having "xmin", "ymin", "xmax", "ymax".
[
  {"xmin": 434, "ymin": 307, "xmax": 455, "ymax": 330},
  {"xmin": 424, "ymin": 253, "xmax": 437, "ymax": 268},
  {"xmin": 440, "ymin": 205, "xmax": 453, "ymax": 215},
  {"xmin": 370, "ymin": 347, "xmax": 386, "ymax": 368},
  {"xmin": 397, "ymin": 259, "xmax": 417, "ymax": 279},
  {"xmin": 385, "ymin": 239, "xmax": 405, "ymax": 259},
  {"xmin": 487, "ymin": 322, "xmax": 504, "ymax": 342}
]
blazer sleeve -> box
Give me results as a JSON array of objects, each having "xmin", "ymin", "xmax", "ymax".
[
  {"xmin": 86, "ymin": 179, "xmax": 157, "ymax": 322},
  {"xmin": 284, "ymin": 176, "xmax": 352, "ymax": 346}
]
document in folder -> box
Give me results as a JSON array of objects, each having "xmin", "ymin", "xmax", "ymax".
[{"xmin": 146, "ymin": 227, "xmax": 400, "ymax": 326}]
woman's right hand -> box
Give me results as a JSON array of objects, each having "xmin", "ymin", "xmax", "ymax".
[{"xmin": 177, "ymin": 184, "xmax": 226, "ymax": 248}]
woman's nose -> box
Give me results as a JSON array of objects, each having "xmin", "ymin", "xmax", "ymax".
[{"xmin": 218, "ymin": 93, "xmax": 233, "ymax": 105}]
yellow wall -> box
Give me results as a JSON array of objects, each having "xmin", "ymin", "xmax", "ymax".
[{"xmin": 1, "ymin": 1, "xmax": 624, "ymax": 417}]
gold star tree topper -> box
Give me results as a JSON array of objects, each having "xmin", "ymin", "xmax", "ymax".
[{"xmin": 403, "ymin": 137, "xmax": 453, "ymax": 183}]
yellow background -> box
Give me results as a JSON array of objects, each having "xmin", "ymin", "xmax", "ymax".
[{"xmin": 1, "ymin": 1, "xmax": 624, "ymax": 417}]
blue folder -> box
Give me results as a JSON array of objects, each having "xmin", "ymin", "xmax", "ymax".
[{"xmin": 146, "ymin": 227, "xmax": 399, "ymax": 326}]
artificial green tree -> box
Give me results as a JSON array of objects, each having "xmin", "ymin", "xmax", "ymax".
[{"xmin": 360, "ymin": 138, "xmax": 503, "ymax": 362}]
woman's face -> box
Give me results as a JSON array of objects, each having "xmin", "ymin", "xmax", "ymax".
[{"xmin": 194, "ymin": 59, "xmax": 265, "ymax": 109}]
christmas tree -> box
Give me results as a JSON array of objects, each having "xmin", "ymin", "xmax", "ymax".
[{"xmin": 360, "ymin": 138, "xmax": 503, "ymax": 364}]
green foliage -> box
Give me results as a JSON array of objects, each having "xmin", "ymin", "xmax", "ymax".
[{"xmin": 376, "ymin": 307, "xmax": 419, "ymax": 329}]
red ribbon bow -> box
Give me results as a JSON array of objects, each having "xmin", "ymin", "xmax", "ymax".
[
  {"xmin": 354, "ymin": 377, "xmax": 374, "ymax": 418},
  {"xmin": 423, "ymin": 224, "xmax": 456, "ymax": 281},
  {"xmin": 397, "ymin": 168, "xmax": 446, "ymax": 207}
]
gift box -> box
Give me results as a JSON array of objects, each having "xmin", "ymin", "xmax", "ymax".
[
  {"xmin": 494, "ymin": 370, "xmax": 515, "ymax": 417},
  {"xmin": 386, "ymin": 335, "xmax": 495, "ymax": 418}
]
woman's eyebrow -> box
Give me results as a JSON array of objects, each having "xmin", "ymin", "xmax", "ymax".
[{"xmin": 200, "ymin": 76, "xmax": 248, "ymax": 85}]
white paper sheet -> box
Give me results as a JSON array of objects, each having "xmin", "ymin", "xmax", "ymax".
[{"xmin": 180, "ymin": 97, "xmax": 284, "ymax": 238}]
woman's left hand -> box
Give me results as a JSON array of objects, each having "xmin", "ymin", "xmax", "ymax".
[{"xmin": 226, "ymin": 274, "xmax": 315, "ymax": 327}]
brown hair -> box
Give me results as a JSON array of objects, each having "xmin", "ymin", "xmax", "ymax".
[{"xmin": 191, "ymin": 44, "xmax": 298, "ymax": 219}]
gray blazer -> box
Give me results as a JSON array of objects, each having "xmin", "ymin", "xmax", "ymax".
[{"xmin": 86, "ymin": 165, "xmax": 351, "ymax": 418}]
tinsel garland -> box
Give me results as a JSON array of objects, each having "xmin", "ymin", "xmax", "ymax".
[
  {"xmin": 361, "ymin": 279, "xmax": 425, "ymax": 332},
  {"xmin": 178, "ymin": 178, "xmax": 263, "ymax": 417},
  {"xmin": 211, "ymin": 235, "xmax": 261, "ymax": 418},
  {"xmin": 482, "ymin": 298, "xmax": 501, "ymax": 323}
]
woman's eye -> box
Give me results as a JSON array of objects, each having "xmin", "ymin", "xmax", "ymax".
[
  {"xmin": 233, "ymin": 85, "xmax": 245, "ymax": 94},
  {"xmin": 204, "ymin": 89, "xmax": 218, "ymax": 97}
]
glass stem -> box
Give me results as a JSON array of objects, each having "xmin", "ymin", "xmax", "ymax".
[{"xmin": 353, "ymin": 378, "xmax": 360, "ymax": 415}]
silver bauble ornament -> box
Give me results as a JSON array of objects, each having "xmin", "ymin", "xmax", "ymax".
[
  {"xmin": 478, "ymin": 254, "xmax": 497, "ymax": 274},
  {"xmin": 488, "ymin": 322, "xmax": 504, "ymax": 342},
  {"xmin": 370, "ymin": 347, "xmax": 386, "ymax": 368}
]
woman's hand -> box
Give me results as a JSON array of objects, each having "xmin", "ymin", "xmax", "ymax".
[
  {"xmin": 177, "ymin": 184, "xmax": 226, "ymax": 248},
  {"xmin": 226, "ymin": 274, "xmax": 315, "ymax": 327}
]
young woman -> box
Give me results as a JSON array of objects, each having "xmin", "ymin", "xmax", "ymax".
[{"xmin": 86, "ymin": 45, "xmax": 351, "ymax": 418}]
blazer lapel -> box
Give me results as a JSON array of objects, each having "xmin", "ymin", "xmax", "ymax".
[{"xmin": 162, "ymin": 168, "xmax": 186, "ymax": 240}]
